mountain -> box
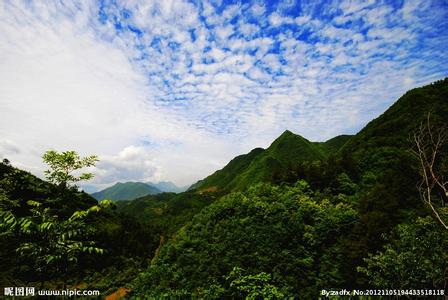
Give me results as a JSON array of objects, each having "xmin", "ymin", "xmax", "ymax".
[
  {"xmin": 131, "ymin": 78, "xmax": 448, "ymax": 297},
  {"xmin": 189, "ymin": 147, "xmax": 265, "ymax": 192},
  {"xmin": 191, "ymin": 130, "xmax": 352, "ymax": 192},
  {"xmin": 116, "ymin": 190, "xmax": 220, "ymax": 235},
  {"xmin": 0, "ymin": 161, "xmax": 97, "ymax": 216},
  {"xmin": 123, "ymin": 78, "xmax": 448, "ymax": 236},
  {"xmin": 147, "ymin": 181, "xmax": 187, "ymax": 193},
  {"xmin": 191, "ymin": 79, "xmax": 447, "ymax": 195},
  {"xmin": 0, "ymin": 160, "xmax": 160, "ymax": 293},
  {"xmin": 317, "ymin": 134, "xmax": 353, "ymax": 154},
  {"xmin": 340, "ymin": 78, "xmax": 448, "ymax": 158},
  {"xmin": 4, "ymin": 79, "xmax": 447, "ymax": 297},
  {"xmin": 91, "ymin": 182, "xmax": 161, "ymax": 201}
]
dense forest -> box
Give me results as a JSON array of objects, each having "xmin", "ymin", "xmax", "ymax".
[{"xmin": 1, "ymin": 78, "xmax": 447, "ymax": 298}]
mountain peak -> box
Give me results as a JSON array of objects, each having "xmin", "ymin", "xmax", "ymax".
[
  {"xmin": 190, "ymin": 130, "xmax": 327, "ymax": 192},
  {"xmin": 91, "ymin": 182, "xmax": 161, "ymax": 201},
  {"xmin": 270, "ymin": 130, "xmax": 309, "ymax": 148},
  {"xmin": 279, "ymin": 129, "xmax": 294, "ymax": 137}
]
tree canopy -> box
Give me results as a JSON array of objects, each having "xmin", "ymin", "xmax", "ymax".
[{"xmin": 42, "ymin": 150, "xmax": 98, "ymax": 188}]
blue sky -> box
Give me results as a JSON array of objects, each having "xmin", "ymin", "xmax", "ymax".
[{"xmin": 0, "ymin": 0, "xmax": 447, "ymax": 190}]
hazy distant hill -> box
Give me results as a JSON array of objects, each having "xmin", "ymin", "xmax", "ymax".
[
  {"xmin": 91, "ymin": 182, "xmax": 161, "ymax": 201},
  {"xmin": 147, "ymin": 181, "xmax": 188, "ymax": 193}
]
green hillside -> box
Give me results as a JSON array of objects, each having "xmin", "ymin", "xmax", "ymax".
[
  {"xmin": 0, "ymin": 159, "xmax": 160, "ymax": 294},
  {"xmin": 92, "ymin": 182, "xmax": 161, "ymax": 201},
  {"xmin": 117, "ymin": 189, "xmax": 223, "ymax": 236},
  {"xmin": 130, "ymin": 79, "xmax": 448, "ymax": 297},
  {"xmin": 318, "ymin": 134, "xmax": 353, "ymax": 154},
  {"xmin": 340, "ymin": 78, "xmax": 448, "ymax": 167},
  {"xmin": 189, "ymin": 147, "xmax": 265, "ymax": 191},
  {"xmin": 0, "ymin": 162, "xmax": 97, "ymax": 216},
  {"xmin": 191, "ymin": 130, "xmax": 351, "ymax": 192},
  {"xmin": 2, "ymin": 79, "xmax": 447, "ymax": 298}
]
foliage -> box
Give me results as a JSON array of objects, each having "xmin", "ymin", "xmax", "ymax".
[
  {"xmin": 226, "ymin": 267, "xmax": 284, "ymax": 299},
  {"xmin": 358, "ymin": 216, "xmax": 448, "ymax": 289},
  {"xmin": 117, "ymin": 190, "xmax": 219, "ymax": 236},
  {"xmin": 2, "ymin": 79, "xmax": 448, "ymax": 295},
  {"xmin": 42, "ymin": 150, "xmax": 98, "ymax": 188},
  {"xmin": 335, "ymin": 172, "xmax": 359, "ymax": 195},
  {"xmin": 0, "ymin": 199, "xmax": 112, "ymax": 282},
  {"xmin": 132, "ymin": 182, "xmax": 358, "ymax": 298},
  {"xmin": 191, "ymin": 131, "xmax": 352, "ymax": 193},
  {"xmin": 1, "ymin": 151, "xmax": 107, "ymax": 284},
  {"xmin": 0, "ymin": 152, "xmax": 159, "ymax": 293}
]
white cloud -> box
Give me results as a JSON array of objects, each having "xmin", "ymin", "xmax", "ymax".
[
  {"xmin": 295, "ymin": 15, "xmax": 311, "ymax": 26},
  {"xmin": 0, "ymin": 1, "xmax": 237, "ymax": 189},
  {"xmin": 0, "ymin": 140, "xmax": 20, "ymax": 158},
  {"xmin": 0, "ymin": 0, "xmax": 447, "ymax": 192},
  {"xmin": 268, "ymin": 12, "xmax": 294, "ymax": 26},
  {"xmin": 92, "ymin": 145, "xmax": 159, "ymax": 185},
  {"xmin": 250, "ymin": 3, "xmax": 265, "ymax": 16}
]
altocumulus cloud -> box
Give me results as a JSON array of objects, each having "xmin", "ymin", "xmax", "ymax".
[{"xmin": 0, "ymin": 0, "xmax": 447, "ymax": 190}]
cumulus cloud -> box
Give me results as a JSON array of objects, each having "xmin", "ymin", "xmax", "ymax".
[
  {"xmin": 0, "ymin": 0, "xmax": 447, "ymax": 191},
  {"xmin": 92, "ymin": 146, "xmax": 159, "ymax": 186}
]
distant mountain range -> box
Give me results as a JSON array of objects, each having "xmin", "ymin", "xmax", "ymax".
[
  {"xmin": 91, "ymin": 181, "xmax": 187, "ymax": 201},
  {"xmin": 149, "ymin": 181, "xmax": 188, "ymax": 193}
]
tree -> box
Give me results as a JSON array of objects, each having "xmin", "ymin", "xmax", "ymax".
[
  {"xmin": 226, "ymin": 267, "xmax": 284, "ymax": 299},
  {"xmin": 0, "ymin": 199, "xmax": 112, "ymax": 284},
  {"xmin": 358, "ymin": 216, "xmax": 448, "ymax": 289},
  {"xmin": 411, "ymin": 113, "xmax": 448, "ymax": 230},
  {"xmin": 42, "ymin": 150, "xmax": 98, "ymax": 188},
  {"xmin": 132, "ymin": 182, "xmax": 358, "ymax": 298},
  {"xmin": 2, "ymin": 158, "xmax": 10, "ymax": 166},
  {"xmin": 0, "ymin": 150, "xmax": 109, "ymax": 286}
]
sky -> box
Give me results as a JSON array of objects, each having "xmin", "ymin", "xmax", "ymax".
[{"xmin": 0, "ymin": 0, "xmax": 447, "ymax": 192}]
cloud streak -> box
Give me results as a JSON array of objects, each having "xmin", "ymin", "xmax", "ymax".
[{"xmin": 0, "ymin": 0, "xmax": 447, "ymax": 190}]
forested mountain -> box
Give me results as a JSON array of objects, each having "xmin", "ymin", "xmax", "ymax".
[
  {"xmin": 1, "ymin": 79, "xmax": 447, "ymax": 298},
  {"xmin": 116, "ymin": 190, "xmax": 220, "ymax": 236},
  {"xmin": 316, "ymin": 134, "xmax": 353, "ymax": 154},
  {"xmin": 0, "ymin": 162, "xmax": 96, "ymax": 216},
  {"xmin": 190, "ymin": 131, "xmax": 353, "ymax": 192},
  {"xmin": 128, "ymin": 78, "xmax": 448, "ymax": 297},
  {"xmin": 91, "ymin": 182, "xmax": 161, "ymax": 201}
]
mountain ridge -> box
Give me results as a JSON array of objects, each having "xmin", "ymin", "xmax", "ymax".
[
  {"xmin": 147, "ymin": 181, "xmax": 188, "ymax": 193},
  {"xmin": 190, "ymin": 130, "xmax": 353, "ymax": 192},
  {"xmin": 91, "ymin": 182, "xmax": 161, "ymax": 201},
  {"xmin": 91, "ymin": 180, "xmax": 187, "ymax": 201}
]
